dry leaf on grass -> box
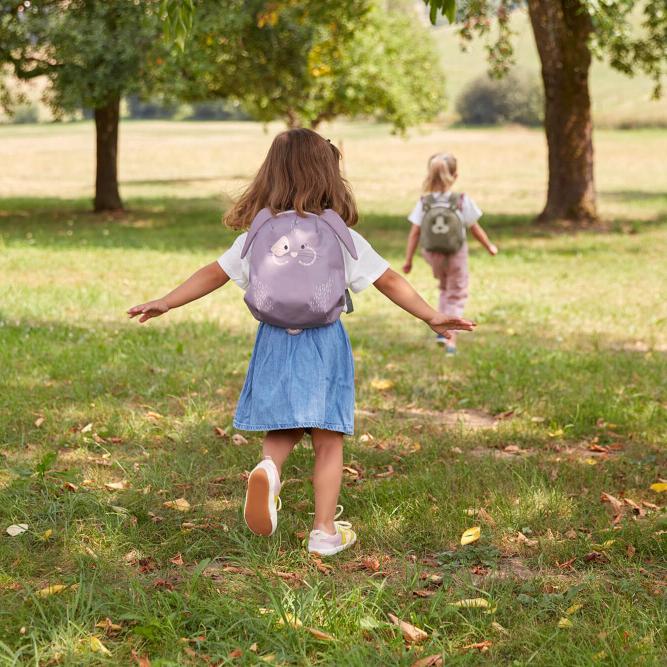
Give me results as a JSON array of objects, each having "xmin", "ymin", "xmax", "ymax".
[
  {"xmin": 6, "ymin": 524, "xmax": 28, "ymax": 537},
  {"xmin": 214, "ymin": 427, "xmax": 228, "ymax": 438},
  {"xmin": 370, "ymin": 378, "xmax": 395, "ymax": 391},
  {"xmin": 85, "ymin": 636, "xmax": 111, "ymax": 655},
  {"xmin": 80, "ymin": 422, "xmax": 93, "ymax": 433},
  {"xmin": 145, "ymin": 411, "xmax": 163, "ymax": 421},
  {"xmin": 359, "ymin": 433, "xmax": 374, "ymax": 443},
  {"xmin": 36, "ymin": 583, "xmax": 78, "ymax": 597},
  {"xmin": 411, "ymin": 655, "xmax": 443, "ymax": 667},
  {"xmin": 413, "ymin": 589, "xmax": 436, "ymax": 598},
  {"xmin": 169, "ymin": 553, "xmax": 184, "ymax": 566},
  {"xmin": 307, "ymin": 627, "xmax": 334, "ymax": 641},
  {"xmin": 461, "ymin": 640, "xmax": 492, "ymax": 652},
  {"xmin": 558, "ymin": 617, "xmax": 573, "ymax": 628},
  {"xmin": 95, "ymin": 618, "xmax": 122, "ymax": 636},
  {"xmin": 460, "ymin": 526, "xmax": 481, "ymax": 545},
  {"xmin": 228, "ymin": 648, "xmax": 243, "ymax": 658},
  {"xmin": 452, "ymin": 598, "xmax": 490, "ymax": 609},
  {"xmin": 649, "ymin": 482, "xmax": 667, "ymax": 493},
  {"xmin": 491, "ymin": 621, "xmax": 509, "ymax": 635},
  {"xmin": 310, "ymin": 555, "xmax": 334, "ymax": 574},
  {"xmin": 516, "ymin": 531, "xmax": 538, "ymax": 548},
  {"xmin": 104, "ymin": 480, "xmax": 130, "ymax": 491},
  {"xmin": 163, "ymin": 498, "xmax": 191, "ymax": 512},
  {"xmin": 34, "ymin": 416, "xmax": 45, "ymax": 428},
  {"xmin": 387, "ymin": 613, "xmax": 428, "ymax": 644},
  {"xmin": 232, "ymin": 434, "xmax": 249, "ymax": 445}
]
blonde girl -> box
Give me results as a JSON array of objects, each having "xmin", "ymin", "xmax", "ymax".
[
  {"xmin": 128, "ymin": 130, "xmax": 474, "ymax": 556},
  {"xmin": 403, "ymin": 152, "xmax": 497, "ymax": 354}
]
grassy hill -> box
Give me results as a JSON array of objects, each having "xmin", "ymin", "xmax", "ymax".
[{"xmin": 434, "ymin": 9, "xmax": 667, "ymax": 128}]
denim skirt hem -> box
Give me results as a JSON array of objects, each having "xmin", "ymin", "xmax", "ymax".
[
  {"xmin": 234, "ymin": 420, "xmax": 354, "ymax": 436},
  {"xmin": 233, "ymin": 320, "xmax": 355, "ymax": 436}
]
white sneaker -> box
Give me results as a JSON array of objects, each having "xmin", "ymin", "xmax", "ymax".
[
  {"xmin": 244, "ymin": 457, "xmax": 281, "ymax": 536},
  {"xmin": 307, "ymin": 506, "xmax": 357, "ymax": 556}
]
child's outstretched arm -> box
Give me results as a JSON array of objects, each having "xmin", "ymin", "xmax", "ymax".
[
  {"xmin": 127, "ymin": 262, "xmax": 229, "ymax": 323},
  {"xmin": 402, "ymin": 224, "xmax": 421, "ymax": 274},
  {"xmin": 470, "ymin": 223, "xmax": 498, "ymax": 256},
  {"xmin": 373, "ymin": 268, "xmax": 475, "ymax": 338}
]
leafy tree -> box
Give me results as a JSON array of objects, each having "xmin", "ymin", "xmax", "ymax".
[
  {"xmin": 0, "ymin": 1, "xmax": 166, "ymax": 211},
  {"xmin": 174, "ymin": 0, "xmax": 446, "ymax": 131},
  {"xmin": 425, "ymin": 0, "xmax": 667, "ymax": 225}
]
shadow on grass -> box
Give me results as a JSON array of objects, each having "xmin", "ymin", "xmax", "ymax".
[{"xmin": 1, "ymin": 197, "xmax": 665, "ymax": 255}]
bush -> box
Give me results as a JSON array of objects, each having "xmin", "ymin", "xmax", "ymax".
[
  {"xmin": 126, "ymin": 95, "xmax": 177, "ymax": 120},
  {"xmin": 456, "ymin": 70, "xmax": 543, "ymax": 126},
  {"xmin": 11, "ymin": 103, "xmax": 39, "ymax": 124},
  {"xmin": 185, "ymin": 100, "xmax": 250, "ymax": 121}
]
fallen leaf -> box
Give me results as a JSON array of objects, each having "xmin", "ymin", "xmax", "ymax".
[
  {"xmin": 169, "ymin": 553, "xmax": 184, "ymax": 566},
  {"xmin": 600, "ymin": 492, "xmax": 623, "ymax": 517},
  {"xmin": 307, "ymin": 627, "xmax": 334, "ymax": 641},
  {"xmin": 41, "ymin": 529, "xmax": 53, "ymax": 541},
  {"xmin": 163, "ymin": 498, "xmax": 191, "ymax": 512},
  {"xmin": 558, "ymin": 617, "xmax": 573, "ymax": 628},
  {"xmin": 649, "ymin": 482, "xmax": 667, "ymax": 493},
  {"xmin": 104, "ymin": 480, "xmax": 130, "ymax": 491},
  {"xmin": 626, "ymin": 544, "xmax": 636, "ymax": 558},
  {"xmin": 566, "ymin": 603, "xmax": 582, "ymax": 615},
  {"xmin": 228, "ymin": 648, "xmax": 243, "ymax": 658},
  {"xmin": 451, "ymin": 447, "xmax": 463, "ymax": 454},
  {"xmin": 503, "ymin": 445, "xmax": 521, "ymax": 454},
  {"xmin": 556, "ymin": 557, "xmax": 576, "ymax": 570},
  {"xmin": 452, "ymin": 598, "xmax": 490, "ymax": 609},
  {"xmin": 214, "ymin": 427, "xmax": 228, "ymax": 438},
  {"xmin": 374, "ymin": 465, "xmax": 394, "ymax": 478},
  {"xmin": 461, "ymin": 640, "xmax": 492, "ymax": 652},
  {"xmin": 131, "ymin": 649, "xmax": 151, "ymax": 666},
  {"xmin": 249, "ymin": 643, "xmax": 258, "ymax": 652},
  {"xmin": 413, "ymin": 589, "xmax": 435, "ymax": 598},
  {"xmin": 460, "ymin": 526, "xmax": 481, "ymax": 545},
  {"xmin": 80, "ymin": 422, "xmax": 93, "ymax": 433},
  {"xmin": 583, "ymin": 457, "xmax": 598, "ymax": 465},
  {"xmin": 517, "ymin": 531, "xmax": 538, "ymax": 548},
  {"xmin": 342, "ymin": 465, "xmax": 360, "ymax": 479},
  {"xmin": 584, "ymin": 551, "xmax": 608, "ymax": 563},
  {"xmin": 564, "ymin": 529, "xmax": 578, "ymax": 539},
  {"xmin": 86, "ymin": 636, "xmax": 111, "ymax": 655},
  {"xmin": 63, "ymin": 482, "xmax": 78, "ymax": 492},
  {"xmin": 36, "ymin": 583, "xmax": 78, "ymax": 597},
  {"xmin": 642, "ymin": 500, "xmax": 659, "ymax": 510},
  {"xmin": 411, "ymin": 655, "xmax": 443, "ymax": 667},
  {"xmin": 277, "ymin": 612, "xmax": 302, "ymax": 628},
  {"xmin": 477, "ymin": 508, "xmax": 496, "ymax": 527},
  {"xmin": 95, "ymin": 618, "xmax": 122, "ymax": 635},
  {"xmin": 34, "ymin": 416, "xmax": 45, "ymax": 428},
  {"xmin": 310, "ymin": 556, "xmax": 333, "ymax": 574},
  {"xmin": 359, "ymin": 433, "xmax": 374, "ymax": 443},
  {"xmin": 232, "ymin": 434, "xmax": 248, "ymax": 445},
  {"xmin": 145, "ymin": 411, "xmax": 163, "ymax": 421},
  {"xmin": 370, "ymin": 378, "xmax": 395, "ymax": 391},
  {"xmin": 6, "ymin": 524, "xmax": 29, "ymax": 537},
  {"xmin": 387, "ymin": 613, "xmax": 428, "ymax": 644},
  {"xmin": 491, "ymin": 621, "xmax": 509, "ymax": 635}
]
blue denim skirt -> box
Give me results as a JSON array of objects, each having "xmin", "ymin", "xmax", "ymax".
[{"xmin": 233, "ymin": 320, "xmax": 355, "ymax": 435}]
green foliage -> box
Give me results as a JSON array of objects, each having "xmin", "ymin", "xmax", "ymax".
[
  {"xmin": 178, "ymin": 1, "xmax": 445, "ymax": 130},
  {"xmin": 423, "ymin": 0, "xmax": 457, "ymax": 24},
  {"xmin": 456, "ymin": 69, "xmax": 543, "ymax": 126},
  {"xmin": 0, "ymin": 1, "xmax": 167, "ymax": 112}
]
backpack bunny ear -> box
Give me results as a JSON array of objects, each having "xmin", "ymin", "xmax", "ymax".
[
  {"xmin": 240, "ymin": 208, "xmax": 274, "ymax": 258},
  {"xmin": 320, "ymin": 209, "xmax": 358, "ymax": 260}
]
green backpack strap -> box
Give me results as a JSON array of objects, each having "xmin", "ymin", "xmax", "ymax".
[
  {"xmin": 448, "ymin": 192, "xmax": 464, "ymax": 211},
  {"xmin": 421, "ymin": 193, "xmax": 439, "ymax": 212}
]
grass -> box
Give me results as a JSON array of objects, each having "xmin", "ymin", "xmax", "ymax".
[{"xmin": 0, "ymin": 121, "xmax": 666, "ymax": 665}]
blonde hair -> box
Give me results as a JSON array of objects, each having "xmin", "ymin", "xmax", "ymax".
[
  {"xmin": 224, "ymin": 128, "xmax": 358, "ymax": 230},
  {"xmin": 422, "ymin": 152, "xmax": 458, "ymax": 193}
]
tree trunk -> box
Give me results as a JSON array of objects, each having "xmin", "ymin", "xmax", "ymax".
[
  {"xmin": 528, "ymin": 0, "xmax": 597, "ymax": 225},
  {"xmin": 94, "ymin": 97, "xmax": 123, "ymax": 212}
]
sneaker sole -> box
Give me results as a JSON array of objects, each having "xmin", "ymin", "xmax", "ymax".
[
  {"xmin": 308, "ymin": 533, "xmax": 357, "ymax": 556},
  {"xmin": 244, "ymin": 468, "xmax": 274, "ymax": 536}
]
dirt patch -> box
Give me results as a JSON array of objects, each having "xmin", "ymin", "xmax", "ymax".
[{"xmin": 356, "ymin": 408, "xmax": 504, "ymax": 431}]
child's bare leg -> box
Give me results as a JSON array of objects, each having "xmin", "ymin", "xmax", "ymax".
[
  {"xmin": 311, "ymin": 428, "xmax": 344, "ymax": 534},
  {"xmin": 262, "ymin": 428, "xmax": 304, "ymax": 475}
]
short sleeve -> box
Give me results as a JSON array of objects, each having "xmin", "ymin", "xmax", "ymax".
[
  {"xmin": 344, "ymin": 230, "xmax": 390, "ymax": 293},
  {"xmin": 217, "ymin": 233, "xmax": 250, "ymax": 290},
  {"xmin": 408, "ymin": 198, "xmax": 424, "ymax": 226},
  {"xmin": 460, "ymin": 194, "xmax": 482, "ymax": 227}
]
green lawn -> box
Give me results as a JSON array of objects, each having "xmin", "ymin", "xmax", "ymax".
[{"xmin": 0, "ymin": 122, "xmax": 666, "ymax": 665}]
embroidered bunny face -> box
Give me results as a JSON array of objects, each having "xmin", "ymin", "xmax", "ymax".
[
  {"xmin": 269, "ymin": 227, "xmax": 318, "ymax": 267},
  {"xmin": 431, "ymin": 214, "xmax": 450, "ymax": 235}
]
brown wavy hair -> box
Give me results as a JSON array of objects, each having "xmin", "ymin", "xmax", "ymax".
[{"xmin": 224, "ymin": 128, "xmax": 358, "ymax": 230}]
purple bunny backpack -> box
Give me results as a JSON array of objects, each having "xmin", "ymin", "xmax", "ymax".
[{"xmin": 240, "ymin": 208, "xmax": 358, "ymax": 329}]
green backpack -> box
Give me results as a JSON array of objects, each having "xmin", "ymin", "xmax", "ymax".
[{"xmin": 419, "ymin": 193, "xmax": 465, "ymax": 254}]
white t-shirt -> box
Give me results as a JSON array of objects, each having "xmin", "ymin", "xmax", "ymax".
[
  {"xmin": 218, "ymin": 228, "xmax": 389, "ymax": 294},
  {"xmin": 408, "ymin": 192, "xmax": 482, "ymax": 231}
]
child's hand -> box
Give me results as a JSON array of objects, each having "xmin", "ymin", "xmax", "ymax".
[
  {"xmin": 428, "ymin": 313, "xmax": 476, "ymax": 338},
  {"xmin": 402, "ymin": 261, "xmax": 412, "ymax": 274},
  {"xmin": 487, "ymin": 243, "xmax": 498, "ymax": 256},
  {"xmin": 127, "ymin": 299, "xmax": 170, "ymax": 323}
]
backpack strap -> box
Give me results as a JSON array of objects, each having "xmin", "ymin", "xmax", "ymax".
[
  {"xmin": 240, "ymin": 207, "xmax": 274, "ymax": 259},
  {"xmin": 449, "ymin": 192, "xmax": 464, "ymax": 211},
  {"xmin": 422, "ymin": 193, "xmax": 438, "ymax": 212},
  {"xmin": 319, "ymin": 209, "xmax": 358, "ymax": 260}
]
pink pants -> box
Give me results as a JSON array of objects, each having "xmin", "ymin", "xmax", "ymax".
[{"xmin": 422, "ymin": 244, "xmax": 469, "ymax": 318}]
